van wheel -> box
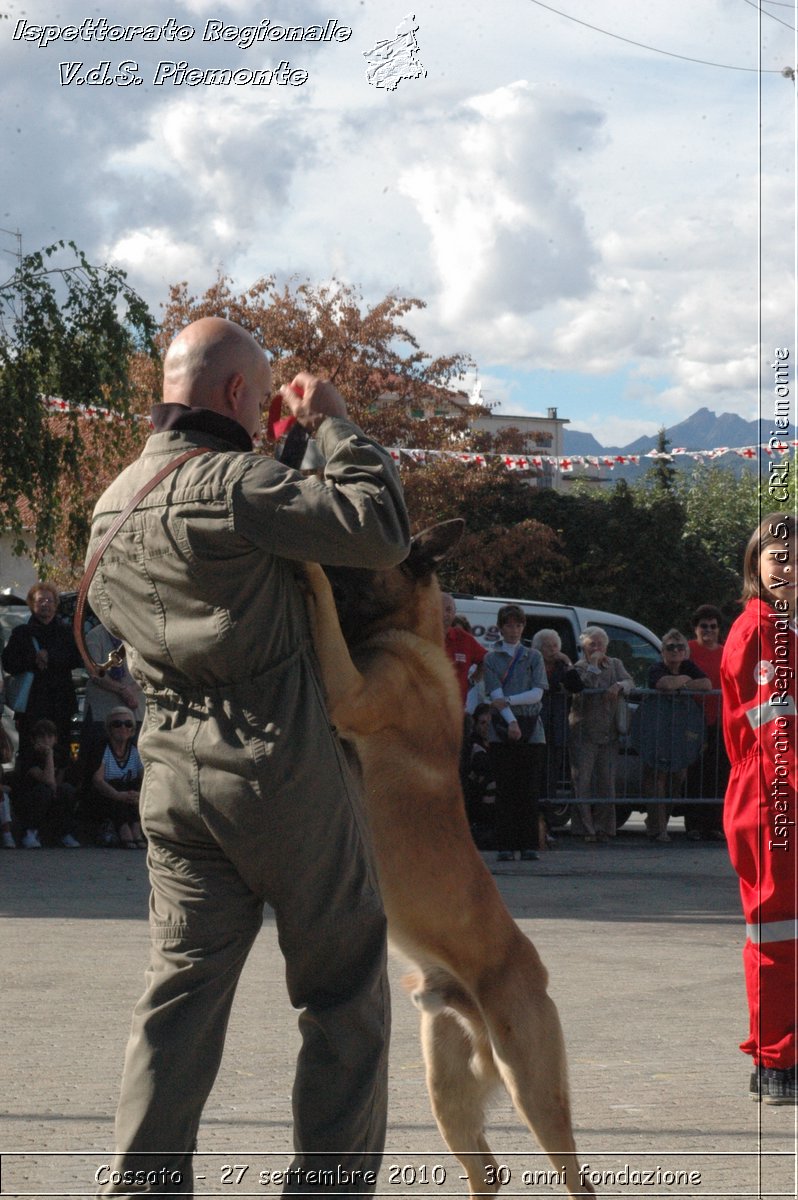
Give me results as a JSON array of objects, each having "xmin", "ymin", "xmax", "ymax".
[{"xmin": 614, "ymin": 804, "xmax": 633, "ymax": 829}]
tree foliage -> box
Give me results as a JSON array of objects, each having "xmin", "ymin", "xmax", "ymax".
[
  {"xmin": 161, "ymin": 275, "xmax": 475, "ymax": 448},
  {"xmin": 0, "ymin": 241, "xmax": 158, "ymax": 566}
]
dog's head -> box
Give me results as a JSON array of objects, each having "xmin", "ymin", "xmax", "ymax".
[{"xmin": 325, "ymin": 519, "xmax": 464, "ymax": 647}]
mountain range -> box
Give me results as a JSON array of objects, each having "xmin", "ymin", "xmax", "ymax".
[{"xmin": 563, "ymin": 407, "xmax": 793, "ymax": 458}]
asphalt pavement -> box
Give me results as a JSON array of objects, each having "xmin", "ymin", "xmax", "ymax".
[{"xmin": 1, "ymin": 820, "xmax": 796, "ymax": 1199}]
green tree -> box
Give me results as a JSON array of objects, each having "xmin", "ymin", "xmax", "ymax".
[
  {"xmin": 644, "ymin": 427, "xmax": 677, "ymax": 492},
  {"xmin": 0, "ymin": 240, "xmax": 158, "ymax": 566},
  {"xmin": 672, "ymin": 466, "xmax": 760, "ymax": 574}
]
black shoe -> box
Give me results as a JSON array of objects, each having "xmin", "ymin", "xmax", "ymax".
[
  {"xmin": 496, "ymin": 850, "xmax": 514, "ymax": 862},
  {"xmin": 763, "ymin": 1065, "xmax": 798, "ymax": 1105},
  {"xmin": 750, "ymin": 1066, "xmax": 766, "ymax": 1102},
  {"xmin": 520, "ymin": 849, "xmax": 539, "ymax": 861}
]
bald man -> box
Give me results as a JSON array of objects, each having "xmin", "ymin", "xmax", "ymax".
[{"xmin": 86, "ymin": 317, "xmax": 410, "ymax": 1196}]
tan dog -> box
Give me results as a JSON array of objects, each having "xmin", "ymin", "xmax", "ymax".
[{"xmin": 304, "ymin": 520, "xmax": 596, "ymax": 1199}]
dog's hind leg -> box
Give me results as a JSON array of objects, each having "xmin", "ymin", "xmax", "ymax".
[
  {"xmin": 477, "ymin": 965, "xmax": 596, "ymax": 1199},
  {"xmin": 418, "ymin": 1002, "xmax": 502, "ymax": 1198}
]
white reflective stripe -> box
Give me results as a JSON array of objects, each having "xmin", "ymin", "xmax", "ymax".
[
  {"xmin": 746, "ymin": 918, "xmax": 798, "ymax": 945},
  {"xmin": 745, "ymin": 694, "xmax": 797, "ymax": 730}
]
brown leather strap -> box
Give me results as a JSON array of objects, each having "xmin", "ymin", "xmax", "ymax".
[{"xmin": 73, "ymin": 447, "xmax": 212, "ymax": 676}]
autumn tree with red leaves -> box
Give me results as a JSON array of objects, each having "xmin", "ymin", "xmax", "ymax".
[{"xmin": 160, "ymin": 274, "xmax": 475, "ymax": 449}]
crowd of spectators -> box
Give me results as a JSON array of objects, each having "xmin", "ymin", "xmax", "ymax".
[
  {"xmin": 0, "ymin": 583, "xmax": 145, "ymax": 850},
  {"xmin": 444, "ymin": 595, "xmax": 729, "ymax": 856},
  {"xmin": 1, "ymin": 581, "xmax": 729, "ymax": 856}
]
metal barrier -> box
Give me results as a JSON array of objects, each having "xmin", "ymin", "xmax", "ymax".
[{"xmin": 540, "ymin": 687, "xmax": 728, "ymax": 810}]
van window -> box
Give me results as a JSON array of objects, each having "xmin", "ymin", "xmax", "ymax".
[{"xmin": 599, "ymin": 623, "xmax": 661, "ymax": 686}]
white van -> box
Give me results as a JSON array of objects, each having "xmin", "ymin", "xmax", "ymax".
[{"xmin": 450, "ymin": 594, "xmax": 662, "ymax": 687}]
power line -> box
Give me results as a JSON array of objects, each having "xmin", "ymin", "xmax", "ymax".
[
  {"xmin": 526, "ymin": 0, "xmax": 784, "ymax": 72},
  {"xmin": 741, "ymin": 0, "xmax": 796, "ymax": 32}
]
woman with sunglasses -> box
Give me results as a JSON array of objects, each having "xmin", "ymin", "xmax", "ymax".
[
  {"xmin": 92, "ymin": 706, "xmax": 144, "ymax": 848},
  {"xmin": 645, "ymin": 630, "xmax": 710, "ymax": 842}
]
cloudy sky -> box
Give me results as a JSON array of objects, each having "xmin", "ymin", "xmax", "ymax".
[{"xmin": 1, "ymin": 0, "xmax": 795, "ymax": 445}]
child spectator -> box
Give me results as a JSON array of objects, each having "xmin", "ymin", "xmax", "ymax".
[{"xmin": 18, "ymin": 718, "xmax": 80, "ymax": 848}]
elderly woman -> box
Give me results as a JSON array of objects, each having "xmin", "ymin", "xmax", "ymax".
[
  {"xmin": 568, "ymin": 625, "xmax": 633, "ymax": 842},
  {"xmin": 92, "ymin": 705, "xmax": 145, "ymax": 848},
  {"xmin": 484, "ymin": 604, "xmax": 547, "ymax": 862},
  {"xmin": 1, "ymin": 582, "xmax": 83, "ymax": 773},
  {"xmin": 532, "ymin": 629, "xmax": 582, "ymax": 816},
  {"xmin": 645, "ymin": 628, "xmax": 711, "ymax": 843}
]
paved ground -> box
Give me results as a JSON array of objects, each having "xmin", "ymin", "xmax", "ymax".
[{"xmin": 1, "ymin": 821, "xmax": 796, "ymax": 1199}]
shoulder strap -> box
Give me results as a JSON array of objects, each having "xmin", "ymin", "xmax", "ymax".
[{"xmin": 73, "ymin": 447, "xmax": 211, "ymax": 676}]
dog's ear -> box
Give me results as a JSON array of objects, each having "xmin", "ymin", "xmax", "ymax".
[{"xmin": 405, "ymin": 519, "xmax": 465, "ymax": 578}]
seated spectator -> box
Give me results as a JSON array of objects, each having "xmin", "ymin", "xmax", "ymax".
[
  {"xmin": 463, "ymin": 702, "xmax": 497, "ymax": 847},
  {"xmin": 645, "ymin": 629, "xmax": 711, "ymax": 843},
  {"xmin": 568, "ymin": 626, "xmax": 633, "ymax": 843},
  {"xmin": 1, "ymin": 582, "xmax": 82, "ymax": 775},
  {"xmin": 1, "ymin": 719, "xmax": 14, "ymax": 848},
  {"xmin": 17, "ymin": 718, "xmax": 80, "ymax": 848},
  {"xmin": 91, "ymin": 706, "xmax": 144, "ymax": 849},
  {"xmin": 78, "ymin": 619, "xmax": 144, "ymax": 790},
  {"xmin": 685, "ymin": 604, "xmax": 728, "ymax": 840}
]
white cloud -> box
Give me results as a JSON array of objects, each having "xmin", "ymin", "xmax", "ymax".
[{"xmin": 1, "ymin": 0, "xmax": 792, "ymax": 440}]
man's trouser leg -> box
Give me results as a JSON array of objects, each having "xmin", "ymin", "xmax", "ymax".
[{"xmin": 100, "ymin": 841, "xmax": 263, "ymax": 1196}]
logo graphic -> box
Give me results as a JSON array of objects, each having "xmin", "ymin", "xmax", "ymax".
[
  {"xmin": 363, "ymin": 13, "xmax": 427, "ymax": 90},
  {"xmin": 755, "ymin": 660, "xmax": 776, "ymax": 685}
]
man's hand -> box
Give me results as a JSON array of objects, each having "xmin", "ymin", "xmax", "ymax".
[
  {"xmin": 281, "ymin": 373, "xmax": 347, "ymax": 433},
  {"xmin": 507, "ymin": 720, "xmax": 522, "ymax": 742}
]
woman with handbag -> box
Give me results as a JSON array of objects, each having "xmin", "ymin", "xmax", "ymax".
[
  {"xmin": 484, "ymin": 604, "xmax": 547, "ymax": 863},
  {"xmin": 568, "ymin": 626, "xmax": 634, "ymax": 843}
]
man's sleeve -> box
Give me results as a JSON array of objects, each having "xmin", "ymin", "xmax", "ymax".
[
  {"xmin": 467, "ymin": 632, "xmax": 487, "ymax": 666},
  {"xmin": 232, "ymin": 417, "xmax": 410, "ymax": 568}
]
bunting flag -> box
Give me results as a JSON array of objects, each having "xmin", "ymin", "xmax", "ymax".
[
  {"xmin": 386, "ymin": 442, "xmax": 796, "ymax": 474},
  {"xmin": 41, "ymin": 395, "xmax": 795, "ymax": 475}
]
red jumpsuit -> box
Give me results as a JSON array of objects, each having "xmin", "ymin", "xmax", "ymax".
[{"xmin": 721, "ymin": 598, "xmax": 797, "ymax": 1069}]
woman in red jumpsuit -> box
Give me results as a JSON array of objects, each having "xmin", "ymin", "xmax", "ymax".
[{"xmin": 721, "ymin": 513, "xmax": 797, "ymax": 1104}]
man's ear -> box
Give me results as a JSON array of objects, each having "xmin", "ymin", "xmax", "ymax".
[{"xmin": 224, "ymin": 372, "xmax": 246, "ymax": 420}]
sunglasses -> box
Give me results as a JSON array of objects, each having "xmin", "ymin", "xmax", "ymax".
[
  {"xmin": 698, "ymin": 622, "xmax": 718, "ymax": 630},
  {"xmin": 664, "ymin": 643, "xmax": 687, "ymax": 653},
  {"xmin": 110, "ymin": 720, "xmax": 134, "ymax": 729}
]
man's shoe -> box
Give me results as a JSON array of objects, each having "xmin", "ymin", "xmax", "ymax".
[
  {"xmin": 520, "ymin": 849, "xmax": 539, "ymax": 861},
  {"xmin": 60, "ymin": 834, "xmax": 80, "ymax": 848},
  {"xmin": 21, "ymin": 830, "xmax": 41, "ymax": 849},
  {"xmin": 655, "ymin": 832, "xmax": 671, "ymax": 843},
  {"xmin": 763, "ymin": 1066, "xmax": 798, "ymax": 1105},
  {"xmin": 496, "ymin": 851, "xmax": 514, "ymax": 862},
  {"xmin": 2, "ymin": 831, "xmax": 16, "ymax": 848},
  {"xmin": 686, "ymin": 830, "xmax": 701, "ymax": 841}
]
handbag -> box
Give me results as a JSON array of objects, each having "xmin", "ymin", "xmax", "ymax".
[
  {"xmin": 491, "ymin": 711, "xmax": 539, "ymax": 742},
  {"xmin": 5, "ymin": 636, "xmax": 40, "ymax": 713}
]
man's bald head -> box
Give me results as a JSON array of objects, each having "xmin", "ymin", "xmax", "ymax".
[{"xmin": 163, "ymin": 317, "xmax": 272, "ymax": 440}]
